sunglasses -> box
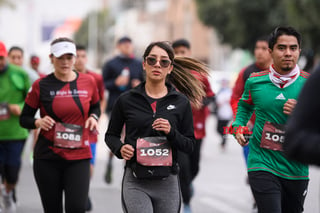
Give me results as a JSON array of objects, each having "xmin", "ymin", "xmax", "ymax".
[{"xmin": 145, "ymin": 56, "xmax": 172, "ymax": 68}]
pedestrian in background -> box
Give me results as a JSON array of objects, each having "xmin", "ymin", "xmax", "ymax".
[
  {"xmin": 0, "ymin": 41, "xmax": 31, "ymax": 213},
  {"xmin": 30, "ymin": 55, "xmax": 46, "ymax": 78},
  {"xmin": 215, "ymin": 79, "xmax": 232, "ymax": 149},
  {"xmin": 230, "ymin": 36, "xmax": 272, "ymax": 164},
  {"xmin": 230, "ymin": 35, "xmax": 273, "ymax": 212},
  {"xmin": 74, "ymin": 44, "xmax": 105, "ymax": 211},
  {"xmin": 105, "ymin": 41, "xmax": 208, "ymax": 213},
  {"xmin": 233, "ymin": 26, "xmax": 309, "ymax": 213},
  {"xmin": 102, "ymin": 36, "xmax": 144, "ymax": 184},
  {"xmin": 172, "ymin": 38, "xmax": 214, "ymax": 213},
  {"xmin": 20, "ymin": 37, "xmax": 100, "ymax": 213},
  {"xmin": 8, "ymin": 46, "xmax": 39, "ymax": 84}
]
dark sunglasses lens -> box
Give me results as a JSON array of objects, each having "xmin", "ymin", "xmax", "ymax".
[
  {"xmin": 160, "ymin": 60, "xmax": 171, "ymax": 67},
  {"xmin": 146, "ymin": 57, "xmax": 157, "ymax": 66}
]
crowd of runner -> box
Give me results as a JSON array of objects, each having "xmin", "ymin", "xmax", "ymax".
[{"xmin": 0, "ymin": 25, "xmax": 318, "ymax": 213}]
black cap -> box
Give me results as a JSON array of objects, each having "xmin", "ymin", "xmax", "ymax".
[
  {"xmin": 172, "ymin": 39, "xmax": 191, "ymax": 49},
  {"xmin": 117, "ymin": 36, "xmax": 132, "ymax": 44}
]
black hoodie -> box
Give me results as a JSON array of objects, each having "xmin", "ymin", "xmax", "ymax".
[{"xmin": 105, "ymin": 82, "xmax": 195, "ymax": 167}]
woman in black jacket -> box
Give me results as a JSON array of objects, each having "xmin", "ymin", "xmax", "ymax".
[{"xmin": 105, "ymin": 41, "xmax": 209, "ymax": 213}]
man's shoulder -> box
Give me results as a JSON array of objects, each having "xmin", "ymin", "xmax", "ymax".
[
  {"xmin": 78, "ymin": 71, "xmax": 96, "ymax": 83},
  {"xmin": 105, "ymin": 56, "xmax": 140, "ymax": 66},
  {"xmin": 105, "ymin": 56, "xmax": 119, "ymax": 65},
  {"xmin": 244, "ymin": 70, "xmax": 270, "ymax": 88},
  {"xmin": 7, "ymin": 64, "xmax": 26, "ymax": 74},
  {"xmin": 299, "ymin": 70, "xmax": 310, "ymax": 79},
  {"xmin": 86, "ymin": 71, "xmax": 103, "ymax": 86},
  {"xmin": 86, "ymin": 70, "xmax": 102, "ymax": 79},
  {"xmin": 7, "ymin": 64, "xmax": 31, "ymax": 82},
  {"xmin": 131, "ymin": 57, "xmax": 142, "ymax": 63},
  {"xmin": 249, "ymin": 70, "xmax": 269, "ymax": 78},
  {"xmin": 243, "ymin": 63, "xmax": 266, "ymax": 79}
]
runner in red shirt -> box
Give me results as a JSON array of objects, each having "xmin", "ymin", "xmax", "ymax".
[
  {"xmin": 20, "ymin": 37, "xmax": 100, "ymax": 213},
  {"xmin": 172, "ymin": 39, "xmax": 215, "ymax": 213},
  {"xmin": 230, "ymin": 36, "xmax": 272, "ymax": 164},
  {"xmin": 74, "ymin": 44, "xmax": 105, "ymax": 211},
  {"xmin": 230, "ymin": 36, "xmax": 272, "ymax": 212}
]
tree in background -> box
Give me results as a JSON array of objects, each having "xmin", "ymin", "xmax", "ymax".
[
  {"xmin": 74, "ymin": 9, "xmax": 114, "ymax": 68},
  {"xmin": 0, "ymin": 0, "xmax": 14, "ymax": 8},
  {"xmin": 196, "ymin": 0, "xmax": 320, "ymax": 71}
]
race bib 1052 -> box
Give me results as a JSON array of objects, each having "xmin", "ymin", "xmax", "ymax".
[{"xmin": 136, "ymin": 137, "xmax": 172, "ymax": 166}]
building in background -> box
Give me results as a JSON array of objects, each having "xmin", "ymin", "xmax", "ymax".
[
  {"xmin": 109, "ymin": 0, "xmax": 227, "ymax": 70},
  {"xmin": 0, "ymin": 0, "xmax": 251, "ymax": 73}
]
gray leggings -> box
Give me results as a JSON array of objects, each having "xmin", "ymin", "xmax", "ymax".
[{"xmin": 122, "ymin": 167, "xmax": 181, "ymax": 213}]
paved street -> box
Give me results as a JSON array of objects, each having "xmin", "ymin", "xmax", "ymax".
[{"xmin": 16, "ymin": 115, "xmax": 320, "ymax": 212}]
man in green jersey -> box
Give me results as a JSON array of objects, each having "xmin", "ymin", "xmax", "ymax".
[
  {"xmin": 232, "ymin": 27, "xmax": 309, "ymax": 213},
  {"xmin": 0, "ymin": 41, "xmax": 30, "ymax": 212}
]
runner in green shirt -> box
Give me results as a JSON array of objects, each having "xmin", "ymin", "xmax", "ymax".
[
  {"xmin": 232, "ymin": 26, "xmax": 309, "ymax": 213},
  {"xmin": 0, "ymin": 41, "xmax": 30, "ymax": 212}
]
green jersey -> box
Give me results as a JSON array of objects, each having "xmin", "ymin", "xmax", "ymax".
[
  {"xmin": 0, "ymin": 64, "xmax": 31, "ymax": 140},
  {"xmin": 232, "ymin": 69, "xmax": 309, "ymax": 180}
]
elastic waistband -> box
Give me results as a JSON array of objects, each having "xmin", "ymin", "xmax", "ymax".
[{"xmin": 126, "ymin": 161, "xmax": 179, "ymax": 175}]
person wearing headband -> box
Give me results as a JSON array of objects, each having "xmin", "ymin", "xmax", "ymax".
[
  {"xmin": 20, "ymin": 37, "xmax": 101, "ymax": 213},
  {"xmin": 0, "ymin": 41, "xmax": 31, "ymax": 213}
]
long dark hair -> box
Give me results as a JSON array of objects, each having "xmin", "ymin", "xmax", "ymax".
[{"xmin": 143, "ymin": 41, "xmax": 209, "ymax": 108}]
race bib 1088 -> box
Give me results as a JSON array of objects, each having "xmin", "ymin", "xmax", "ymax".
[{"xmin": 54, "ymin": 122, "xmax": 83, "ymax": 149}]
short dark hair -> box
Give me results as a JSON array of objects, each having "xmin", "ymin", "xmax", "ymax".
[
  {"xmin": 8, "ymin": 46, "xmax": 24, "ymax": 55},
  {"xmin": 117, "ymin": 36, "xmax": 132, "ymax": 44},
  {"xmin": 76, "ymin": 44, "xmax": 87, "ymax": 51},
  {"xmin": 256, "ymin": 35, "xmax": 269, "ymax": 43},
  {"xmin": 172, "ymin": 39, "xmax": 191, "ymax": 49},
  {"xmin": 268, "ymin": 26, "xmax": 302, "ymax": 50}
]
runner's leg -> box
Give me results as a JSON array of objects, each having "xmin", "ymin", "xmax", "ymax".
[
  {"xmin": 33, "ymin": 159, "xmax": 64, "ymax": 213},
  {"xmin": 64, "ymin": 159, "xmax": 90, "ymax": 213},
  {"xmin": 248, "ymin": 171, "xmax": 282, "ymax": 213},
  {"xmin": 281, "ymin": 178, "xmax": 308, "ymax": 213}
]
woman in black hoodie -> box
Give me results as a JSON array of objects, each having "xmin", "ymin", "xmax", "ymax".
[{"xmin": 105, "ymin": 41, "xmax": 209, "ymax": 213}]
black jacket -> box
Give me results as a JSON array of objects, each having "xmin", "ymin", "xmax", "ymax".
[
  {"xmin": 284, "ymin": 69, "xmax": 320, "ymax": 165},
  {"xmin": 105, "ymin": 82, "xmax": 195, "ymax": 167},
  {"xmin": 102, "ymin": 55, "xmax": 144, "ymax": 113}
]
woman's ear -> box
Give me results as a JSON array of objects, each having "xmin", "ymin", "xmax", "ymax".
[
  {"xmin": 142, "ymin": 61, "xmax": 146, "ymax": 70},
  {"xmin": 168, "ymin": 64, "xmax": 173, "ymax": 74}
]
